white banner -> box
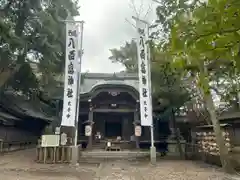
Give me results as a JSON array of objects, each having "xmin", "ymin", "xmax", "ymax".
[
  {"xmin": 136, "ymin": 20, "xmax": 153, "ymax": 126},
  {"xmin": 61, "ymin": 22, "xmax": 79, "ymax": 127}
]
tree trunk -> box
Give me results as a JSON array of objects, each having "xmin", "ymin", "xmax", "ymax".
[
  {"xmin": 238, "ymin": 91, "xmax": 240, "ymax": 109},
  {"xmin": 171, "ymin": 108, "xmax": 184, "ymax": 159},
  {"xmin": 204, "ymin": 93, "xmax": 235, "ymax": 174},
  {"xmin": 198, "ymin": 64, "xmax": 235, "ymax": 173},
  {"xmin": 237, "ymin": 76, "xmax": 240, "ymax": 109}
]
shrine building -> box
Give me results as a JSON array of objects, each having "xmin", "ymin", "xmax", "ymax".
[{"xmin": 54, "ymin": 72, "xmax": 171, "ymax": 150}]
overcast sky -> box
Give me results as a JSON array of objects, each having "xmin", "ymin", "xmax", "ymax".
[{"xmin": 76, "ymin": 0, "xmax": 158, "ymax": 73}]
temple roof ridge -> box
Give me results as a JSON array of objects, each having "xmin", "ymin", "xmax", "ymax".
[
  {"xmin": 83, "ymin": 72, "xmax": 138, "ymax": 79},
  {"xmin": 48, "ymin": 72, "xmax": 140, "ymax": 99},
  {"xmin": 91, "ymin": 80, "xmax": 138, "ymax": 89}
]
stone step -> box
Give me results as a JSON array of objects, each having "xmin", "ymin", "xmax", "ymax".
[
  {"xmin": 223, "ymin": 175, "xmax": 240, "ymax": 180},
  {"xmin": 92, "ymin": 145, "xmax": 105, "ymax": 148},
  {"xmin": 80, "ymin": 151, "xmax": 150, "ymax": 159},
  {"xmin": 231, "ymin": 146, "xmax": 240, "ymax": 154},
  {"xmin": 79, "ymin": 157, "xmax": 138, "ymax": 162},
  {"xmin": 91, "ymin": 142, "xmax": 106, "ymax": 149},
  {"xmin": 79, "ymin": 151, "xmax": 151, "ymax": 163}
]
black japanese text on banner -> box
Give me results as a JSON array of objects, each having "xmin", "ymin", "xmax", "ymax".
[
  {"xmin": 61, "ymin": 23, "xmax": 79, "ymax": 127},
  {"xmin": 136, "ymin": 20, "xmax": 153, "ymax": 126}
]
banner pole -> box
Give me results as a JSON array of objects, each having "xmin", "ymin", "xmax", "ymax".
[
  {"xmin": 74, "ymin": 22, "xmax": 84, "ymax": 147},
  {"xmin": 132, "ymin": 16, "xmax": 156, "ymax": 164},
  {"xmin": 146, "ymin": 24, "xmax": 156, "ymax": 164},
  {"xmin": 146, "ymin": 25, "xmax": 154, "ymax": 148}
]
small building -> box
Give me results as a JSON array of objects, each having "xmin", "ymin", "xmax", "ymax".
[
  {"xmin": 218, "ymin": 111, "xmax": 240, "ymax": 146},
  {"xmin": 0, "ymin": 90, "xmax": 57, "ymax": 144}
]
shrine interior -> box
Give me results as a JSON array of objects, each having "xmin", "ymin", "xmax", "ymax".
[{"xmin": 94, "ymin": 112, "xmax": 134, "ymax": 139}]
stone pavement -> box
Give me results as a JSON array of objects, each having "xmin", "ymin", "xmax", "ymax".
[{"xmin": 0, "ymin": 149, "xmax": 239, "ymax": 180}]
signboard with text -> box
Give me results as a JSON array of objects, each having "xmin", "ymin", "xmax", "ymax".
[
  {"xmin": 61, "ymin": 22, "xmax": 79, "ymax": 127},
  {"xmin": 41, "ymin": 135, "xmax": 60, "ymax": 147},
  {"xmin": 136, "ymin": 20, "xmax": 153, "ymax": 126}
]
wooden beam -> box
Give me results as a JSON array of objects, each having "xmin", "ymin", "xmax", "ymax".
[{"xmin": 93, "ymin": 109, "xmax": 135, "ymax": 113}]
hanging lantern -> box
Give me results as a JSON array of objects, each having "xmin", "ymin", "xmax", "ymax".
[
  {"xmin": 85, "ymin": 125, "xmax": 92, "ymax": 136},
  {"xmin": 135, "ymin": 126, "xmax": 142, "ymax": 137}
]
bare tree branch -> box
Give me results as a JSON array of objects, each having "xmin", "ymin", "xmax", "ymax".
[
  {"xmin": 139, "ymin": 0, "xmax": 144, "ymax": 14},
  {"xmin": 125, "ymin": 18, "xmax": 137, "ymax": 29},
  {"xmin": 129, "ymin": 0, "xmax": 140, "ymax": 18},
  {"xmin": 143, "ymin": 2, "xmax": 153, "ymax": 19}
]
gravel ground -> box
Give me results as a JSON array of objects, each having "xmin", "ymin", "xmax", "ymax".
[{"xmin": 0, "ymin": 149, "xmax": 239, "ymax": 180}]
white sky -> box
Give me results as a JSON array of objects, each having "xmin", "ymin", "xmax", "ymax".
[{"xmin": 76, "ymin": 0, "xmax": 158, "ymax": 73}]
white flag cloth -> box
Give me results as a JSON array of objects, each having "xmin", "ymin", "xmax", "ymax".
[
  {"xmin": 136, "ymin": 19, "xmax": 153, "ymax": 126},
  {"xmin": 61, "ymin": 23, "xmax": 79, "ymax": 127}
]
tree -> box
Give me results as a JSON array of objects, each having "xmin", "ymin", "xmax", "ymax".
[
  {"xmin": 109, "ymin": 41, "xmax": 191, "ymax": 158},
  {"xmin": 151, "ymin": 48, "xmax": 190, "ymax": 158},
  {"xmin": 109, "ymin": 40, "xmax": 138, "ymax": 73},
  {"xmin": 167, "ymin": 0, "xmax": 240, "ymax": 173},
  {"xmin": 0, "ymin": 0, "xmax": 79, "ymax": 94},
  {"xmin": 109, "ymin": 41, "xmax": 190, "ymax": 107},
  {"xmin": 151, "ymin": 0, "xmax": 199, "ymax": 43}
]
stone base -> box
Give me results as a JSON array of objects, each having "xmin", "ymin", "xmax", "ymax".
[
  {"xmin": 150, "ymin": 146, "xmax": 157, "ymax": 164},
  {"xmin": 167, "ymin": 140, "xmax": 186, "ymax": 156},
  {"xmin": 36, "ymin": 146, "xmax": 72, "ymax": 164},
  {"xmin": 71, "ymin": 146, "xmax": 79, "ymax": 165}
]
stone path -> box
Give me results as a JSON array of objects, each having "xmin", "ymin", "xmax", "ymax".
[{"xmin": 0, "ymin": 149, "xmax": 238, "ymax": 180}]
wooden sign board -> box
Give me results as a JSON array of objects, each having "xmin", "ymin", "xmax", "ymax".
[
  {"xmin": 135, "ymin": 126, "xmax": 142, "ymax": 137},
  {"xmin": 41, "ymin": 135, "xmax": 60, "ymax": 147},
  {"xmin": 85, "ymin": 125, "xmax": 92, "ymax": 136}
]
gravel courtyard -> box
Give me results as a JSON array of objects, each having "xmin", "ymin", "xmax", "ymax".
[{"xmin": 0, "ymin": 149, "xmax": 238, "ymax": 180}]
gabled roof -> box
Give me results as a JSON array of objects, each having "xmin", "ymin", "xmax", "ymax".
[
  {"xmin": 51, "ymin": 72, "xmax": 139, "ymax": 100},
  {"xmin": 81, "ymin": 80, "xmax": 139, "ymax": 94},
  {"xmin": 219, "ymin": 111, "xmax": 240, "ymax": 121},
  {"xmin": 0, "ymin": 108, "xmax": 20, "ymax": 121}
]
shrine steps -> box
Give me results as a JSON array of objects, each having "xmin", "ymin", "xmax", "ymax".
[
  {"xmin": 79, "ymin": 150, "xmax": 150, "ymax": 163},
  {"xmin": 230, "ymin": 146, "xmax": 240, "ymax": 170},
  {"xmin": 90, "ymin": 141, "xmax": 136, "ymax": 150},
  {"xmin": 91, "ymin": 143, "xmax": 105, "ymax": 149}
]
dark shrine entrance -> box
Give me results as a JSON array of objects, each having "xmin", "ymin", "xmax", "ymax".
[
  {"xmin": 104, "ymin": 113, "xmax": 122, "ymax": 138},
  {"xmin": 93, "ymin": 112, "xmax": 134, "ymax": 140},
  {"xmin": 105, "ymin": 121, "xmax": 122, "ymax": 137},
  {"xmin": 78, "ymin": 84, "xmax": 140, "ymax": 149}
]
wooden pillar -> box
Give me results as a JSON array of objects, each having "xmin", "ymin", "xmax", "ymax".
[
  {"xmin": 87, "ymin": 102, "xmax": 93, "ymax": 149},
  {"xmin": 103, "ymin": 119, "xmax": 106, "ymax": 138},
  {"xmin": 155, "ymin": 119, "xmax": 160, "ymax": 140},
  {"xmin": 122, "ymin": 117, "xmax": 129, "ymax": 140},
  {"xmin": 168, "ymin": 115, "xmax": 175, "ymax": 139},
  {"xmin": 134, "ymin": 111, "xmax": 140, "ymax": 149}
]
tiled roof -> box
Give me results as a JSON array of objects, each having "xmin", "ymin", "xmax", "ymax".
[
  {"xmin": 0, "ymin": 91, "xmax": 57, "ymax": 122},
  {"xmin": 51, "ymin": 73, "xmax": 139, "ymax": 99},
  {"xmin": 0, "ymin": 108, "xmax": 20, "ymax": 121}
]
